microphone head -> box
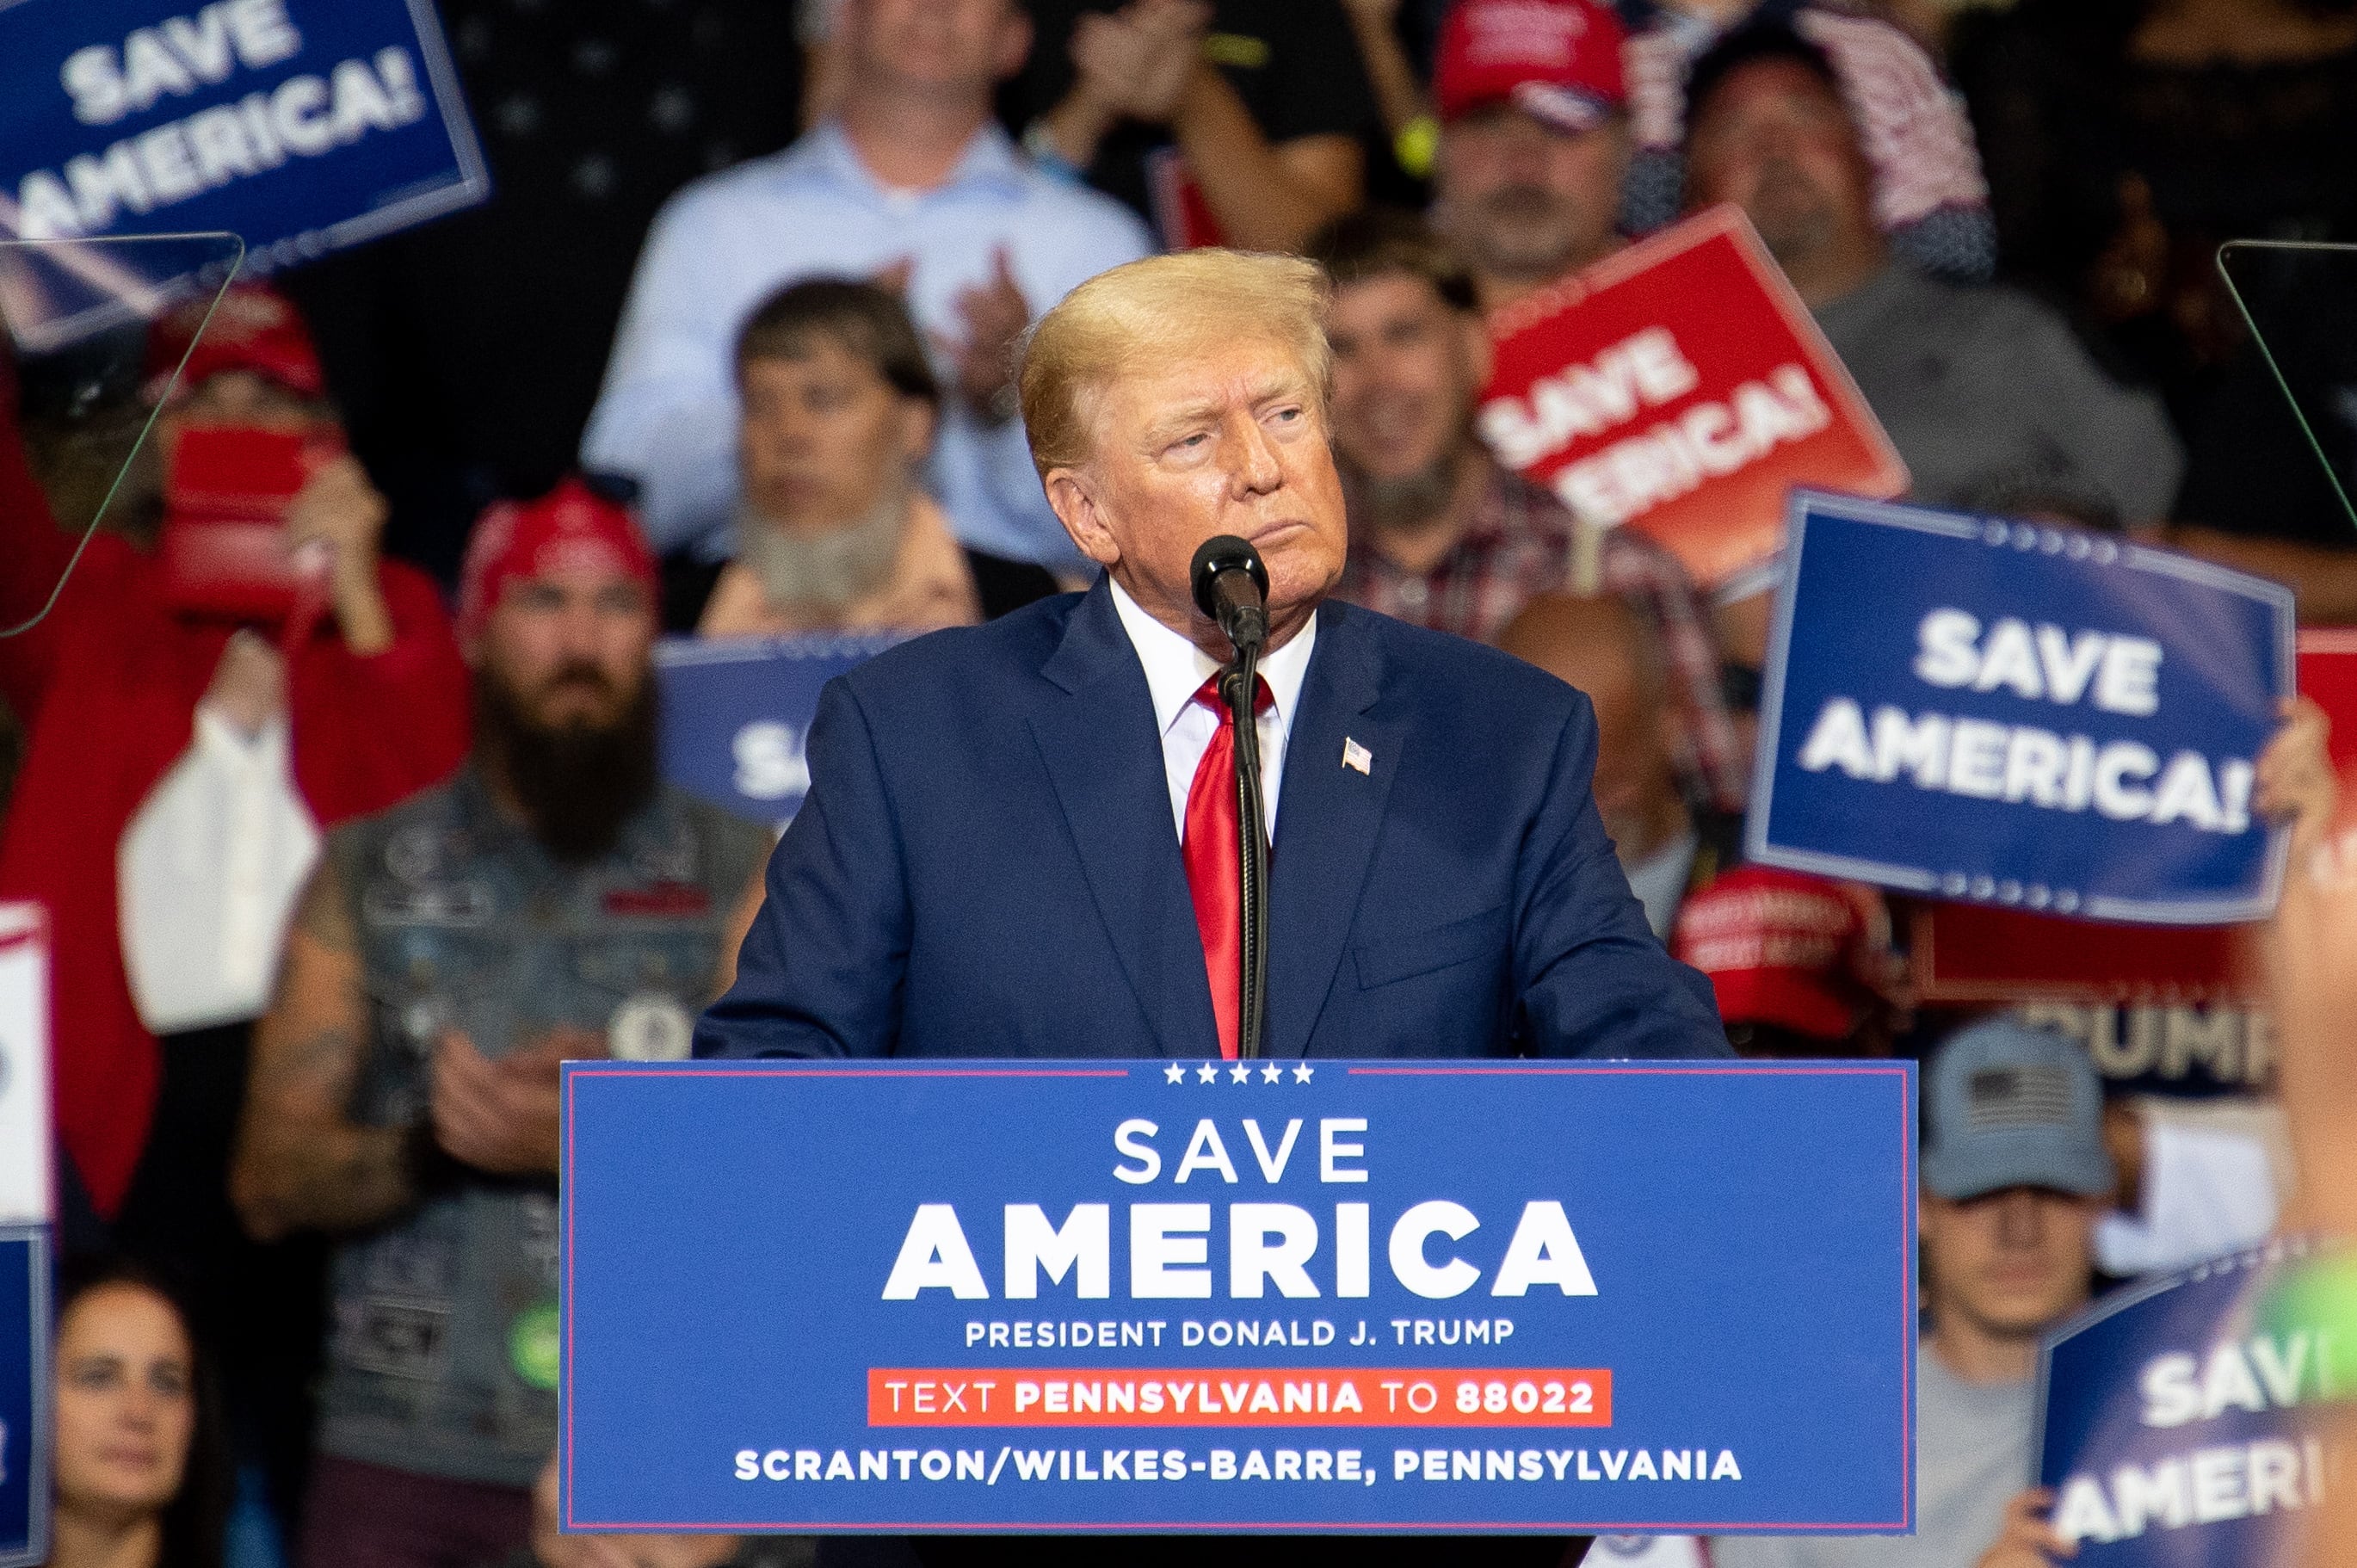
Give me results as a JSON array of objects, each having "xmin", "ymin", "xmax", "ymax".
[{"xmin": 1189, "ymin": 534, "xmax": 1269, "ymax": 620}]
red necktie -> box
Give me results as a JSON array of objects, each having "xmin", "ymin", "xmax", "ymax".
[{"xmin": 1183, "ymin": 674, "xmax": 1274, "ymax": 1060}]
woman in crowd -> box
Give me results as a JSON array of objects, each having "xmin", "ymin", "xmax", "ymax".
[{"xmin": 45, "ymin": 1260, "xmax": 228, "ymax": 1568}]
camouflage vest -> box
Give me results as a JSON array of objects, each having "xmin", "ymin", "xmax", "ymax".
[{"xmin": 313, "ymin": 767, "xmax": 768, "ymax": 1487}]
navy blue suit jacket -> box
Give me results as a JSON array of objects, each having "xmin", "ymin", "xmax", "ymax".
[{"xmin": 696, "ymin": 579, "xmax": 1728, "ymax": 1061}]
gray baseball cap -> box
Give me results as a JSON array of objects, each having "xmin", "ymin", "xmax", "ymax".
[{"xmin": 1921, "ymin": 1020, "xmax": 2116, "ymax": 1202}]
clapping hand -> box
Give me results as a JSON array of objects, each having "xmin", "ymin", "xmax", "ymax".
[
  {"xmin": 941, "ymin": 245, "xmax": 1031, "ymax": 424},
  {"xmin": 1070, "ymin": 0, "xmax": 1211, "ymax": 126}
]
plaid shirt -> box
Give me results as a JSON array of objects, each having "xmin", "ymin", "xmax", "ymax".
[{"xmin": 1333, "ymin": 463, "xmax": 1749, "ymax": 813}]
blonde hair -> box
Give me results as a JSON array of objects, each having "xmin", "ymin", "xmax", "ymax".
[{"xmin": 1017, "ymin": 249, "xmax": 1333, "ymax": 478}]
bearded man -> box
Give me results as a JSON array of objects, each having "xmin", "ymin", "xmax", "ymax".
[
  {"xmin": 232, "ymin": 478, "xmax": 769, "ymax": 1568},
  {"xmin": 695, "ymin": 278, "xmax": 1054, "ymax": 636},
  {"xmin": 1426, "ymin": 0, "xmax": 1633, "ymax": 313}
]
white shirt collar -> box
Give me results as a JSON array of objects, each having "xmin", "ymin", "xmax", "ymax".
[
  {"xmin": 799, "ymin": 119, "xmax": 1028, "ymax": 201},
  {"xmin": 1108, "ymin": 577, "xmax": 1317, "ymax": 738}
]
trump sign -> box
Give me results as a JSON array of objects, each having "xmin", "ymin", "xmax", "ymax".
[
  {"xmin": 1750, "ymin": 492, "xmax": 2294, "ymax": 926},
  {"xmin": 561, "ymin": 1059, "xmax": 1916, "ymax": 1534},
  {"xmin": 0, "ymin": 0, "xmax": 486, "ymax": 271},
  {"xmin": 654, "ymin": 632, "xmax": 910, "ymax": 830},
  {"xmin": 1479, "ymin": 205, "xmax": 1905, "ymax": 589},
  {"xmin": 2038, "ymin": 1240, "xmax": 2342, "ymax": 1565}
]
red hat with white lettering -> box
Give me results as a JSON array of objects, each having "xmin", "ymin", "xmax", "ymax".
[
  {"xmin": 145, "ymin": 283, "xmax": 327, "ymax": 402},
  {"xmin": 1434, "ymin": 0, "xmax": 1627, "ymax": 133},
  {"xmin": 1670, "ymin": 866, "xmax": 1894, "ymax": 1041},
  {"xmin": 456, "ymin": 477, "xmax": 658, "ymax": 643}
]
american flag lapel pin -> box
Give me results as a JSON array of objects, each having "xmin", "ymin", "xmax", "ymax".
[{"xmin": 1342, "ymin": 737, "xmax": 1373, "ymax": 775}]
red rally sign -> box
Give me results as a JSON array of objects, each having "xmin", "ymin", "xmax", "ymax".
[
  {"xmin": 1479, "ymin": 204, "xmax": 1906, "ymax": 589},
  {"xmin": 1912, "ymin": 632, "xmax": 2357, "ymax": 1003}
]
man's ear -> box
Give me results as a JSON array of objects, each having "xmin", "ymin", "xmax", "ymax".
[
  {"xmin": 1045, "ymin": 466, "xmax": 1120, "ymax": 569},
  {"xmin": 899, "ymin": 397, "xmax": 939, "ymax": 464},
  {"xmin": 1459, "ymin": 310, "xmax": 1494, "ymax": 390}
]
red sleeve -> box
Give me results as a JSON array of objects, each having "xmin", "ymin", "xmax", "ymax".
[
  {"xmin": 287, "ymin": 559, "xmax": 472, "ymax": 824},
  {"xmin": 0, "ymin": 357, "xmax": 73, "ymax": 722},
  {"xmin": 0, "ymin": 339, "xmax": 156, "ymax": 730}
]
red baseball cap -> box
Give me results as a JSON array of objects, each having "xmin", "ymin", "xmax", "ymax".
[
  {"xmin": 1670, "ymin": 866, "xmax": 1893, "ymax": 1042},
  {"xmin": 456, "ymin": 477, "xmax": 658, "ymax": 642},
  {"xmin": 1433, "ymin": 0, "xmax": 1627, "ymax": 133},
  {"xmin": 145, "ymin": 283, "xmax": 327, "ymax": 402}
]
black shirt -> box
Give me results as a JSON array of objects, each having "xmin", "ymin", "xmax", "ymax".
[
  {"xmin": 1953, "ymin": 0, "xmax": 2357, "ymax": 543},
  {"xmin": 1006, "ymin": 0, "xmax": 1379, "ymax": 244}
]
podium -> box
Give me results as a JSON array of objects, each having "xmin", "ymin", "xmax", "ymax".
[{"xmin": 557, "ymin": 1057, "xmax": 1916, "ymax": 1538}]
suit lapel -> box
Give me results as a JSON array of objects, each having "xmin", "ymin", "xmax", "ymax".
[
  {"xmin": 1266, "ymin": 602, "xmax": 1402, "ymax": 1059},
  {"xmin": 1027, "ymin": 581, "xmax": 1218, "ymax": 1059}
]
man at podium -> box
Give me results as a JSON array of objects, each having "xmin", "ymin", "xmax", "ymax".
[{"xmin": 696, "ymin": 249, "xmax": 1726, "ymax": 1066}]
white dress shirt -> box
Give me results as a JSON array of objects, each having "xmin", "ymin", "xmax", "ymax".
[
  {"xmin": 1109, "ymin": 579, "xmax": 1317, "ymax": 841},
  {"xmin": 580, "ymin": 120, "xmax": 1151, "ymax": 572}
]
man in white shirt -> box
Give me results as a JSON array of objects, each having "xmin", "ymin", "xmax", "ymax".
[{"xmin": 582, "ymin": 0, "xmax": 1152, "ymax": 576}]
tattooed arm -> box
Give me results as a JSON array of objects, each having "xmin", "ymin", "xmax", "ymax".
[{"xmin": 231, "ymin": 857, "xmax": 415, "ymax": 1242}]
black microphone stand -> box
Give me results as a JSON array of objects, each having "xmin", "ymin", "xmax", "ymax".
[
  {"xmin": 1219, "ymin": 649, "xmax": 1269, "ymax": 1060},
  {"xmin": 1191, "ymin": 533, "xmax": 1274, "ymax": 1063}
]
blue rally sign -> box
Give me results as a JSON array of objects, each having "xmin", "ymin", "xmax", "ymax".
[
  {"xmin": 1751, "ymin": 492, "xmax": 2294, "ymax": 925},
  {"xmin": 0, "ymin": 0, "xmax": 487, "ymax": 271},
  {"xmin": 654, "ymin": 633, "xmax": 910, "ymax": 830},
  {"xmin": 2037, "ymin": 1241, "xmax": 2338, "ymax": 1565},
  {"xmin": 560, "ymin": 1060, "xmax": 1916, "ymax": 1534}
]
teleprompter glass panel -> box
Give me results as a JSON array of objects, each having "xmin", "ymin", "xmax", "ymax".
[{"xmin": 2, "ymin": 231, "xmax": 244, "ymax": 636}]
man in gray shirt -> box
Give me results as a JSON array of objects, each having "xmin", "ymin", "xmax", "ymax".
[
  {"xmin": 1715, "ymin": 1019, "xmax": 2113, "ymax": 1568},
  {"xmin": 1681, "ymin": 22, "xmax": 2181, "ymax": 528}
]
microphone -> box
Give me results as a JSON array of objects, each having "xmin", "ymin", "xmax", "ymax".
[
  {"xmin": 1189, "ymin": 534, "xmax": 1270, "ymax": 657},
  {"xmin": 1188, "ymin": 533, "xmax": 1273, "ymax": 1059}
]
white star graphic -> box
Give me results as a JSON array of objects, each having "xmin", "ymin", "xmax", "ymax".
[
  {"xmin": 1197, "ymin": 1063, "xmax": 1219, "ymax": 1084},
  {"xmin": 1230, "ymin": 1062, "xmax": 1251, "ymax": 1083},
  {"xmin": 1293, "ymin": 1063, "xmax": 1314, "ymax": 1083},
  {"xmin": 1262, "ymin": 1063, "xmax": 1281, "ymax": 1083},
  {"xmin": 1164, "ymin": 1064, "xmax": 1186, "ymax": 1083}
]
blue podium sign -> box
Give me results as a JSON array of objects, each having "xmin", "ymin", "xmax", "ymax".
[
  {"xmin": 2037, "ymin": 1241, "xmax": 2336, "ymax": 1565},
  {"xmin": 1750, "ymin": 492, "xmax": 2294, "ymax": 925},
  {"xmin": 654, "ymin": 633, "xmax": 910, "ymax": 830},
  {"xmin": 0, "ymin": 0, "xmax": 487, "ymax": 272},
  {"xmin": 560, "ymin": 1059, "xmax": 1916, "ymax": 1535}
]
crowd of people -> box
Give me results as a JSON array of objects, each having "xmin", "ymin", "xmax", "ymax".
[{"xmin": 3, "ymin": 0, "xmax": 2355, "ymax": 1564}]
